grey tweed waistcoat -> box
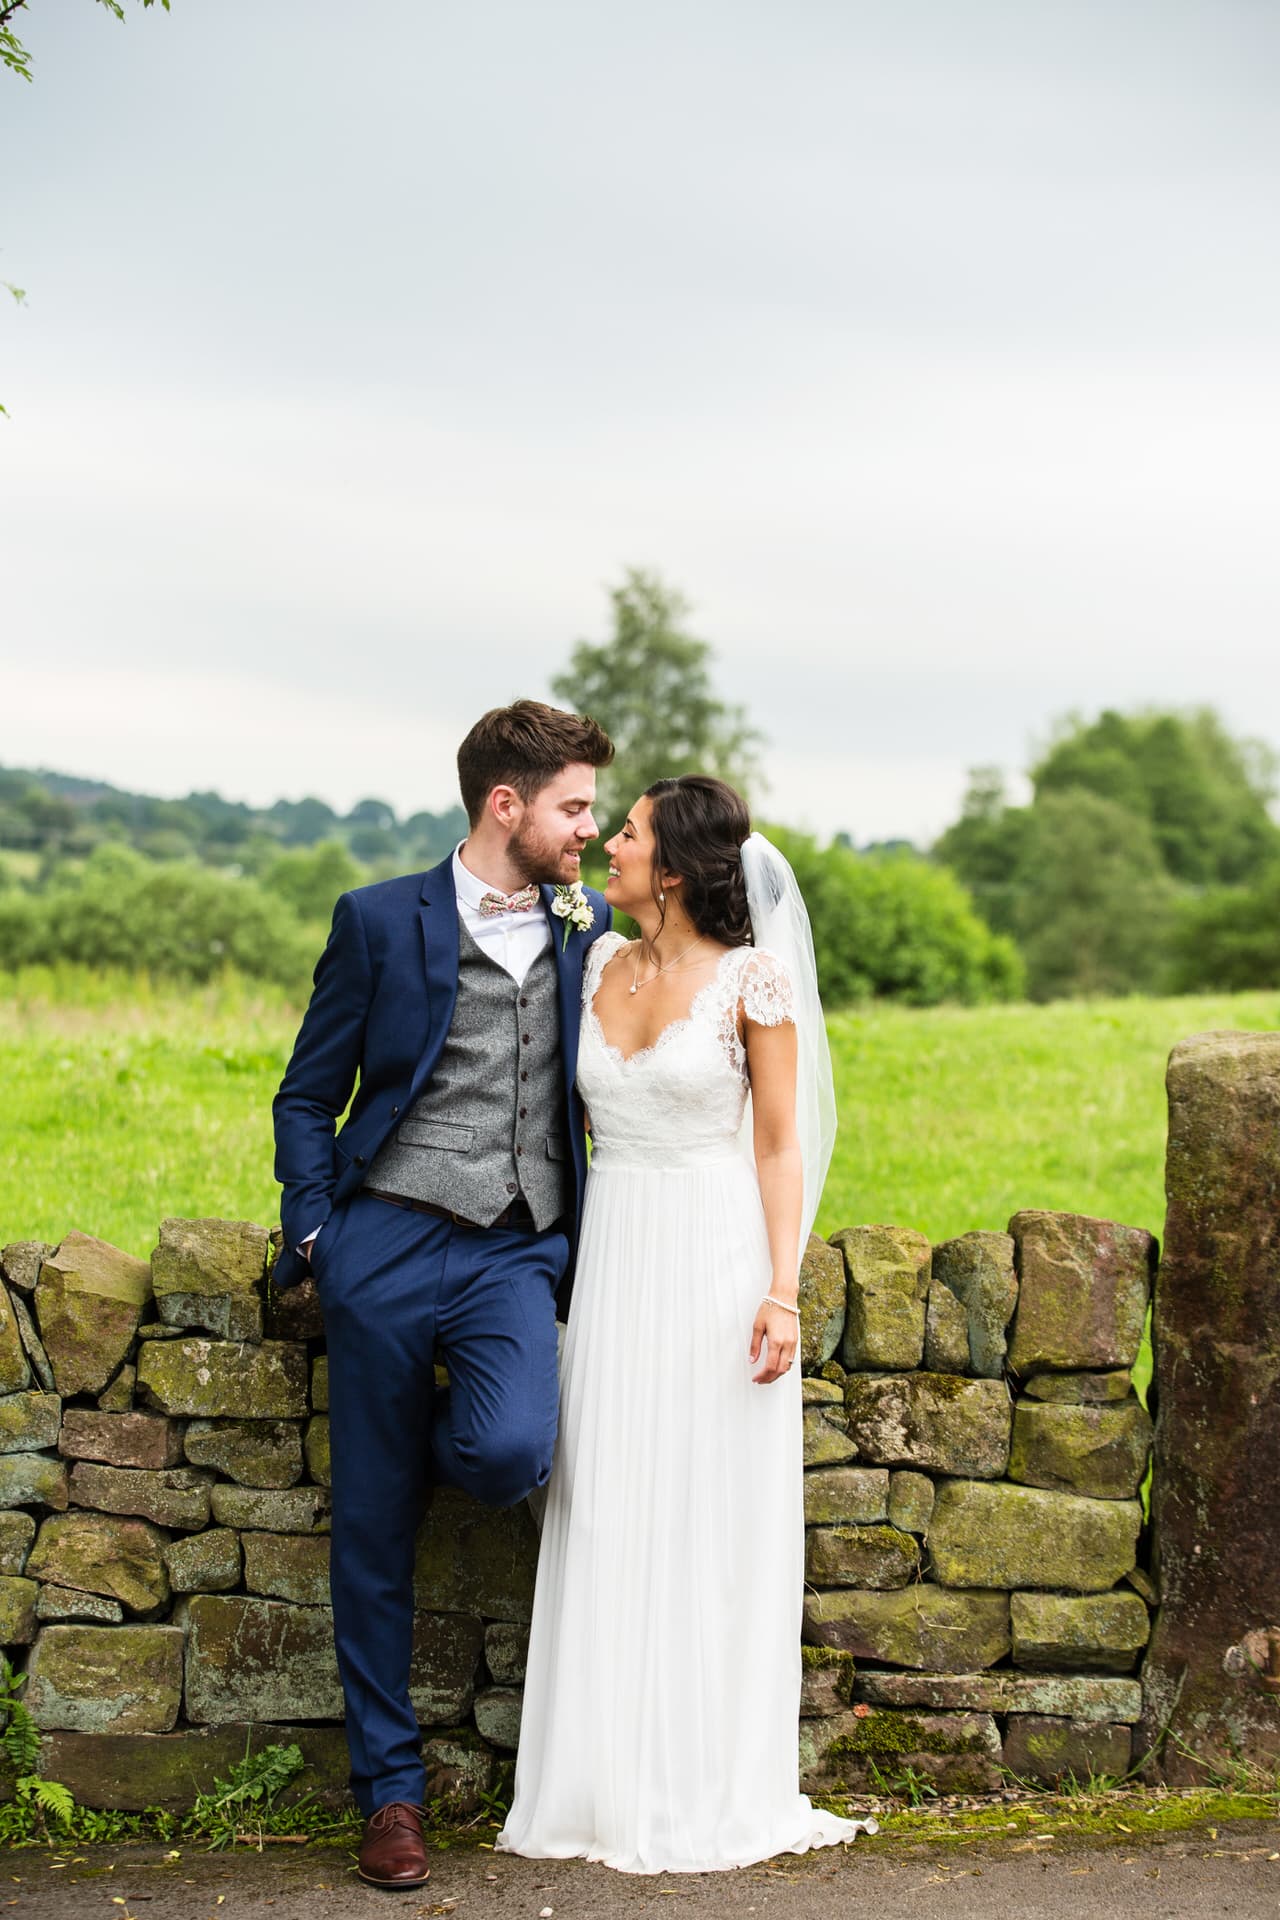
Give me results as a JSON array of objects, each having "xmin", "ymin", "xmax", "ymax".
[{"xmin": 363, "ymin": 919, "xmax": 569, "ymax": 1229}]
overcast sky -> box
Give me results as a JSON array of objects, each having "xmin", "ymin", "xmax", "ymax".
[{"xmin": 2, "ymin": 0, "xmax": 1277, "ymax": 844}]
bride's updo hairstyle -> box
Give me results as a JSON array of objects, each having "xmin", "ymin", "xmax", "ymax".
[{"xmin": 644, "ymin": 775, "xmax": 754, "ymax": 948}]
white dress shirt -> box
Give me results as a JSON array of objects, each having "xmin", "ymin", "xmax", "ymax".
[
  {"xmin": 300, "ymin": 850, "xmax": 551, "ymax": 1254},
  {"xmin": 451, "ymin": 844, "xmax": 552, "ymax": 985}
]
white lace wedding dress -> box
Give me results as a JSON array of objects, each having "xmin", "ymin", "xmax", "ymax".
[{"xmin": 497, "ymin": 934, "xmax": 875, "ymax": 1874}]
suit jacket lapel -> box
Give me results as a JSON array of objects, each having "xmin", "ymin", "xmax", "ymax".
[
  {"xmin": 542, "ymin": 885, "xmax": 584, "ymax": 1090},
  {"xmin": 411, "ymin": 856, "xmax": 461, "ymax": 1104}
]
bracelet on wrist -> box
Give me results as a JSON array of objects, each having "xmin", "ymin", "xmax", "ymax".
[{"xmin": 763, "ymin": 1293, "xmax": 800, "ymax": 1317}]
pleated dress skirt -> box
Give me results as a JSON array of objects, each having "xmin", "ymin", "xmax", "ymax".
[{"xmin": 496, "ymin": 1150, "xmax": 875, "ymax": 1873}]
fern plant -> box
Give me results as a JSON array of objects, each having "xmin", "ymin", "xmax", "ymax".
[{"xmin": 0, "ymin": 1656, "xmax": 41, "ymax": 1776}]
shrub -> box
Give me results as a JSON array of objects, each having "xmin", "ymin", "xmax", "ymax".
[{"xmin": 766, "ymin": 827, "xmax": 1025, "ymax": 1007}]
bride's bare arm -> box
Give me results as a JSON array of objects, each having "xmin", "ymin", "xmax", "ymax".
[{"xmin": 745, "ymin": 1015, "xmax": 803, "ymax": 1385}]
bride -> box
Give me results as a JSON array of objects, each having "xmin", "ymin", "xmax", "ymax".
[{"xmin": 497, "ymin": 774, "xmax": 875, "ymax": 1873}]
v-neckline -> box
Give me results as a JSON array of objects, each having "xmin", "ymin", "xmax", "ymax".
[{"xmin": 588, "ymin": 939, "xmax": 735, "ymax": 1068}]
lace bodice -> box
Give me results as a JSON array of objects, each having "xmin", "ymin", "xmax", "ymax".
[{"xmin": 578, "ymin": 933, "xmax": 795, "ymax": 1169}]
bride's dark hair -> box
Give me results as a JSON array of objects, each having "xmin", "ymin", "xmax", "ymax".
[{"xmin": 644, "ymin": 775, "xmax": 754, "ymax": 948}]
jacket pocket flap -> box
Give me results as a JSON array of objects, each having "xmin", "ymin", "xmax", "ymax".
[
  {"xmin": 545, "ymin": 1135, "xmax": 567, "ymax": 1161},
  {"xmin": 397, "ymin": 1119, "xmax": 476, "ymax": 1152}
]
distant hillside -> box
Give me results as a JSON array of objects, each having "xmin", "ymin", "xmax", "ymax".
[{"xmin": 0, "ymin": 764, "xmax": 467, "ymax": 874}]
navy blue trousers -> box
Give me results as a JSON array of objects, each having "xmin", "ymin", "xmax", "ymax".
[{"xmin": 312, "ymin": 1190, "xmax": 567, "ymax": 1814}]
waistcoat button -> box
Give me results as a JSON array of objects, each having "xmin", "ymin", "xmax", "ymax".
[
  {"xmin": 516, "ymin": 1144, "xmax": 524, "ymax": 1156},
  {"xmin": 355, "ymin": 1155, "xmax": 366, "ymax": 1167}
]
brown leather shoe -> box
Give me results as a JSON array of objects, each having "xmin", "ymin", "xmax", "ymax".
[{"xmin": 357, "ymin": 1801, "xmax": 430, "ymax": 1889}]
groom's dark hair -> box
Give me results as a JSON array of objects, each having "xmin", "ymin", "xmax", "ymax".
[{"xmin": 457, "ymin": 700, "xmax": 614, "ymax": 825}]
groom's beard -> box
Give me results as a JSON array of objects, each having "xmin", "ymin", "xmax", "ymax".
[{"xmin": 509, "ymin": 818, "xmax": 587, "ymax": 887}]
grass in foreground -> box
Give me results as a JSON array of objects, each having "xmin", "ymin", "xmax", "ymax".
[{"xmin": 2, "ymin": 966, "xmax": 1278, "ymax": 1257}]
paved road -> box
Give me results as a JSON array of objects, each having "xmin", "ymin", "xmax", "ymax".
[{"xmin": 8, "ymin": 1820, "xmax": 1280, "ymax": 1920}]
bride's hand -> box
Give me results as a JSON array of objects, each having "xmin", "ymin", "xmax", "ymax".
[{"xmin": 749, "ymin": 1300, "xmax": 798, "ymax": 1385}]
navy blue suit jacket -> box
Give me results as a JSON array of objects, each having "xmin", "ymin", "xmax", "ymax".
[{"xmin": 271, "ymin": 856, "xmax": 610, "ymax": 1298}]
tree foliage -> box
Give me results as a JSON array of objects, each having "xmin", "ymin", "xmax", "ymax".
[
  {"xmin": 1, "ymin": 0, "xmax": 169, "ymax": 84},
  {"xmin": 935, "ymin": 707, "xmax": 1280, "ymax": 999},
  {"xmin": 766, "ymin": 827, "xmax": 1024, "ymax": 1008},
  {"xmin": 550, "ymin": 569, "xmax": 763, "ymax": 836}
]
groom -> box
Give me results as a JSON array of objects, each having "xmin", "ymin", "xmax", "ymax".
[{"xmin": 272, "ymin": 700, "xmax": 613, "ymax": 1888}]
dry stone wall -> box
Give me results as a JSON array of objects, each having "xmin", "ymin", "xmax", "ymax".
[
  {"xmin": 0, "ymin": 1203, "xmax": 1162, "ymax": 1811},
  {"xmin": 797, "ymin": 1211, "xmax": 1156, "ymax": 1795}
]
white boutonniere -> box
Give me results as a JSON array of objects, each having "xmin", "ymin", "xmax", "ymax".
[{"xmin": 551, "ymin": 882, "xmax": 593, "ymax": 951}]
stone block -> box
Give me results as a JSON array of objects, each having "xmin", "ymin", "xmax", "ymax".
[
  {"xmin": 800, "ymin": 1646, "xmax": 856, "ymax": 1717},
  {"xmin": 804, "ymin": 1584, "xmax": 1010, "ymax": 1671},
  {"xmin": 422, "ymin": 1729, "xmax": 497, "ymax": 1812},
  {"xmin": 311, "ymin": 1356, "xmax": 329, "ymax": 1412},
  {"xmin": 38, "ymin": 1723, "xmax": 354, "ymax": 1813},
  {"xmin": 27, "ymin": 1512, "xmax": 169, "ymax": 1612},
  {"xmin": 0, "ymin": 1574, "xmax": 38, "ymax": 1643},
  {"xmin": 931, "ymin": 1231, "xmax": 1018, "ymax": 1377},
  {"xmin": 35, "ymin": 1586, "xmax": 125, "ymax": 1624},
  {"xmin": 888, "ymin": 1470, "xmax": 935, "ymax": 1535},
  {"xmin": 802, "ymin": 1406, "xmax": 856, "ymax": 1468},
  {"xmin": 0, "ymin": 1282, "xmax": 31, "ymax": 1394},
  {"xmin": 414, "ymin": 1488, "xmax": 538, "ymax": 1622},
  {"xmin": 410, "ymin": 1612, "xmax": 485, "ymax": 1725},
  {"xmin": 843, "ymin": 1372, "xmax": 1011, "ymax": 1478},
  {"xmin": 137, "ymin": 1338, "xmax": 308, "ymax": 1419},
  {"xmin": 97, "ymin": 1365, "xmax": 135, "ymax": 1411},
  {"xmin": 833, "ymin": 1225, "xmax": 931, "ymax": 1371},
  {"xmin": 304, "ymin": 1415, "xmax": 331, "ymax": 1487},
  {"xmin": 69, "ymin": 1462, "xmax": 212, "ymax": 1531},
  {"xmin": 9, "ymin": 1294, "xmax": 55, "ymax": 1391},
  {"xmin": 927, "ymin": 1480, "xmax": 1141, "ymax": 1592},
  {"xmin": 805, "ymin": 1523, "xmax": 919, "ymax": 1588},
  {"xmin": 151, "ymin": 1216, "xmax": 270, "ymax": 1341},
  {"xmin": 0, "ymin": 1510, "xmax": 35, "ymax": 1574},
  {"xmin": 474, "ymin": 1686, "xmax": 523, "ymax": 1751},
  {"xmin": 852, "ymin": 1671, "xmax": 1143, "ymax": 1722},
  {"xmin": 1008, "ymin": 1398, "xmax": 1153, "ymax": 1500},
  {"xmin": 923, "ymin": 1282, "xmax": 970, "ymax": 1374},
  {"xmin": 802, "ymin": 1375, "xmax": 843, "ymax": 1406},
  {"xmin": 1011, "ymin": 1590, "xmax": 1150, "ymax": 1673},
  {"xmin": 1, "ymin": 1241, "xmax": 53, "ymax": 1293},
  {"xmin": 803, "ymin": 1466, "xmax": 889, "ymax": 1525},
  {"xmin": 0, "ymin": 1391, "xmax": 61, "ymax": 1453},
  {"xmin": 800, "ymin": 1708, "xmax": 1002, "ymax": 1794},
  {"xmin": 1140, "ymin": 1032, "xmax": 1280, "ymax": 1783},
  {"xmin": 34, "ymin": 1233, "xmax": 151, "ymax": 1396},
  {"xmin": 1007, "ymin": 1211, "xmax": 1154, "ymax": 1375},
  {"xmin": 25, "ymin": 1624, "xmax": 184, "ymax": 1733},
  {"xmin": 164, "ymin": 1528, "xmax": 242, "ymax": 1594},
  {"xmin": 59, "ymin": 1408, "xmax": 184, "ymax": 1471},
  {"xmin": 183, "ymin": 1418, "xmax": 303, "ymax": 1488},
  {"xmin": 484, "ymin": 1621, "xmax": 530, "ymax": 1686},
  {"xmin": 798, "ymin": 1234, "xmax": 845, "ymax": 1370},
  {"xmin": 210, "ymin": 1484, "xmax": 328, "ymax": 1533},
  {"xmin": 184, "ymin": 1594, "xmax": 344, "ymax": 1722},
  {"xmin": 1023, "ymin": 1369, "xmax": 1133, "ymax": 1403},
  {"xmin": 266, "ymin": 1275, "xmax": 326, "ymax": 1342},
  {"xmin": 1003, "ymin": 1714, "xmax": 1132, "ymax": 1785},
  {"xmin": 0, "ymin": 1451, "xmax": 68, "ymax": 1510},
  {"xmin": 242, "ymin": 1531, "xmax": 330, "ymax": 1606}
]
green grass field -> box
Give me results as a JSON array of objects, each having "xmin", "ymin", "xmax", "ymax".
[{"xmin": 3, "ymin": 965, "xmax": 1278, "ymax": 1260}]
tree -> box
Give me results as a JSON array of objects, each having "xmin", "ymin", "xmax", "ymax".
[
  {"xmin": 1, "ymin": 0, "xmax": 169, "ymax": 84},
  {"xmin": 1033, "ymin": 707, "xmax": 1280, "ymax": 886},
  {"xmin": 1009, "ymin": 789, "xmax": 1177, "ymax": 1001},
  {"xmin": 550, "ymin": 570, "xmax": 763, "ymax": 837},
  {"xmin": 3, "ymin": 1, "xmax": 171, "ymax": 411},
  {"xmin": 932, "ymin": 769, "xmax": 1036, "ymax": 938}
]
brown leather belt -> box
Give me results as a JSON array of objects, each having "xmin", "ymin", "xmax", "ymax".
[{"xmin": 364, "ymin": 1188, "xmax": 538, "ymax": 1232}]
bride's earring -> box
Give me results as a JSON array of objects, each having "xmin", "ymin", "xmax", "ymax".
[{"xmin": 658, "ymin": 890, "xmax": 665, "ymax": 905}]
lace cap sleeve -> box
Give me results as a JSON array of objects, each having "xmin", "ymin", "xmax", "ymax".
[
  {"xmin": 581, "ymin": 929, "xmax": 627, "ymax": 1008},
  {"xmin": 737, "ymin": 947, "xmax": 795, "ymax": 1028}
]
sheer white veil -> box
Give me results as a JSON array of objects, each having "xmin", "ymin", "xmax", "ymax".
[{"xmin": 739, "ymin": 831, "xmax": 837, "ymax": 1263}]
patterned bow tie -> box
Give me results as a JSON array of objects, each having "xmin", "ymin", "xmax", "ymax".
[{"xmin": 478, "ymin": 885, "xmax": 541, "ymax": 917}]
